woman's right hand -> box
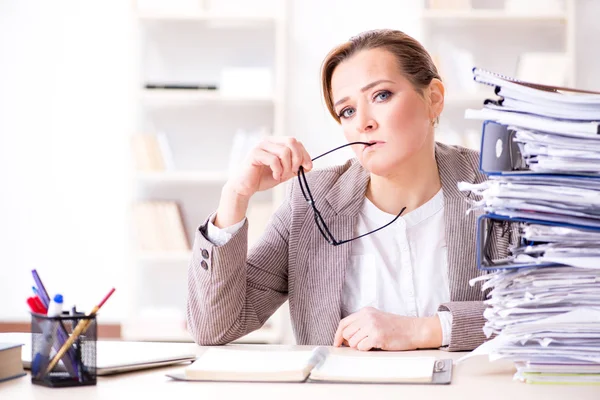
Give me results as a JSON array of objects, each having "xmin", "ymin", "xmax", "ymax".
[{"xmin": 227, "ymin": 136, "xmax": 313, "ymax": 199}]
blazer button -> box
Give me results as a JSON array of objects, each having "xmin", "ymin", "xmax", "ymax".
[
  {"xmin": 201, "ymin": 260, "xmax": 209, "ymax": 270},
  {"xmin": 201, "ymin": 249, "xmax": 209, "ymax": 259}
]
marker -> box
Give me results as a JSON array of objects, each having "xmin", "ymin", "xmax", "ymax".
[
  {"xmin": 26, "ymin": 297, "xmax": 45, "ymax": 314},
  {"xmin": 32, "ymin": 294, "xmax": 63, "ymax": 377}
]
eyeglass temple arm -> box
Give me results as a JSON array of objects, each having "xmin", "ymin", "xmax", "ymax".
[
  {"xmin": 334, "ymin": 206, "xmax": 407, "ymax": 246},
  {"xmin": 307, "ymin": 141, "xmax": 373, "ymax": 163}
]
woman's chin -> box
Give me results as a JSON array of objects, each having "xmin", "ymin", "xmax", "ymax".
[{"xmin": 360, "ymin": 158, "xmax": 397, "ymax": 177}]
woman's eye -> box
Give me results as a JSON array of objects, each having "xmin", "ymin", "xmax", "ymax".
[
  {"xmin": 340, "ymin": 108, "xmax": 355, "ymax": 119},
  {"xmin": 374, "ymin": 91, "xmax": 391, "ymax": 102}
]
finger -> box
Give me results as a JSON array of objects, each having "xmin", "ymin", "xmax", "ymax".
[
  {"xmin": 297, "ymin": 141, "xmax": 313, "ymax": 171},
  {"xmin": 260, "ymin": 140, "xmax": 293, "ymax": 179},
  {"xmin": 356, "ymin": 336, "xmax": 375, "ymax": 352},
  {"xmin": 252, "ymin": 149, "xmax": 283, "ymax": 181},
  {"xmin": 269, "ymin": 136, "xmax": 313, "ymax": 171},
  {"xmin": 286, "ymin": 138, "xmax": 311, "ymax": 173},
  {"xmin": 341, "ymin": 320, "xmax": 362, "ymax": 343},
  {"xmin": 333, "ymin": 324, "xmax": 344, "ymax": 347},
  {"xmin": 333, "ymin": 313, "xmax": 361, "ymax": 346},
  {"xmin": 348, "ymin": 328, "xmax": 369, "ymax": 349}
]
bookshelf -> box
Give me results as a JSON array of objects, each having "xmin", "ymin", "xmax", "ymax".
[
  {"xmin": 421, "ymin": 9, "xmax": 567, "ymax": 22},
  {"xmin": 140, "ymin": 88, "xmax": 275, "ymax": 108},
  {"xmin": 123, "ymin": 0, "xmax": 288, "ymax": 344},
  {"xmin": 137, "ymin": 10, "xmax": 278, "ymax": 25},
  {"xmin": 420, "ymin": 0, "xmax": 576, "ymax": 149}
]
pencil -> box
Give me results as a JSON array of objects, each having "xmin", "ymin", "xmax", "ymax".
[{"xmin": 45, "ymin": 288, "xmax": 116, "ymax": 374}]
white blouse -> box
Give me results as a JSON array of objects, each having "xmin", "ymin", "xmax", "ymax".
[
  {"xmin": 341, "ymin": 189, "xmax": 452, "ymax": 346},
  {"xmin": 205, "ymin": 189, "xmax": 453, "ymax": 347}
]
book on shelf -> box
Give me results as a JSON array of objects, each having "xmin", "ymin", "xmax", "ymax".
[
  {"xmin": 131, "ymin": 133, "xmax": 175, "ymax": 172},
  {"xmin": 427, "ymin": 0, "xmax": 471, "ymax": 10},
  {"xmin": 169, "ymin": 347, "xmax": 450, "ymax": 384},
  {"xmin": 132, "ymin": 201, "xmax": 190, "ymax": 253}
]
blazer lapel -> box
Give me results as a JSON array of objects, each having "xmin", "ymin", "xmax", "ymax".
[{"xmin": 293, "ymin": 160, "xmax": 369, "ymax": 343}]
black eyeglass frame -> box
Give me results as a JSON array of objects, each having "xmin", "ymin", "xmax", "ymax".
[{"xmin": 297, "ymin": 141, "xmax": 406, "ymax": 246}]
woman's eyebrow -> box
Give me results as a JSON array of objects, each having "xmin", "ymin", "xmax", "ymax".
[{"xmin": 334, "ymin": 79, "xmax": 395, "ymax": 107}]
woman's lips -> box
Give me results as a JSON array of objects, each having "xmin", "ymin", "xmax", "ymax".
[{"xmin": 364, "ymin": 141, "xmax": 385, "ymax": 152}]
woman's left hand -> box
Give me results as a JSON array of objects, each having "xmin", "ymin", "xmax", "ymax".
[{"xmin": 333, "ymin": 307, "xmax": 443, "ymax": 351}]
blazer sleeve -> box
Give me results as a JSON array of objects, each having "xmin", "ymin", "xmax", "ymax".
[
  {"xmin": 437, "ymin": 301, "xmax": 488, "ymax": 351},
  {"xmin": 186, "ymin": 185, "xmax": 293, "ymax": 345}
]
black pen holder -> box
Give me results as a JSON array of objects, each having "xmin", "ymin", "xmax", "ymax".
[{"xmin": 30, "ymin": 312, "xmax": 97, "ymax": 387}]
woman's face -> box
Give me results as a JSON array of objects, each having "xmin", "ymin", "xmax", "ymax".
[{"xmin": 330, "ymin": 48, "xmax": 442, "ymax": 177}]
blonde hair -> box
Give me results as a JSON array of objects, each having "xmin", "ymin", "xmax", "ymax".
[{"xmin": 321, "ymin": 29, "xmax": 441, "ymax": 124}]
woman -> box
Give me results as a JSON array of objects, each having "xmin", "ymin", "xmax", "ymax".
[{"xmin": 186, "ymin": 29, "xmax": 510, "ymax": 352}]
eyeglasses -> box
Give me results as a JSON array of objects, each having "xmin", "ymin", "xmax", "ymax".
[{"xmin": 297, "ymin": 142, "xmax": 406, "ymax": 246}]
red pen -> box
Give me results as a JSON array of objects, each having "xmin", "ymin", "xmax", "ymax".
[
  {"xmin": 33, "ymin": 296, "xmax": 47, "ymax": 314},
  {"xmin": 27, "ymin": 297, "xmax": 45, "ymax": 314}
]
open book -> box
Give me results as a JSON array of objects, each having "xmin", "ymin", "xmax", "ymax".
[{"xmin": 167, "ymin": 347, "xmax": 452, "ymax": 384}]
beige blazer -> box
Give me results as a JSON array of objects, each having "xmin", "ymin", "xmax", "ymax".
[{"xmin": 187, "ymin": 142, "xmax": 510, "ymax": 351}]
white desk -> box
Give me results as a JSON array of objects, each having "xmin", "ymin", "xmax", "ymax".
[{"xmin": 1, "ymin": 344, "xmax": 598, "ymax": 399}]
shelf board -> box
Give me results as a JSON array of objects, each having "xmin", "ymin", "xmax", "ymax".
[
  {"xmin": 137, "ymin": 10, "xmax": 278, "ymax": 25},
  {"xmin": 136, "ymin": 251, "xmax": 192, "ymax": 263},
  {"xmin": 136, "ymin": 170, "xmax": 230, "ymax": 184},
  {"xmin": 421, "ymin": 9, "xmax": 567, "ymax": 23},
  {"xmin": 141, "ymin": 89, "xmax": 275, "ymax": 107}
]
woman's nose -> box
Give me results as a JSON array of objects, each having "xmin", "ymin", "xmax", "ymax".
[{"xmin": 356, "ymin": 113, "xmax": 378, "ymax": 133}]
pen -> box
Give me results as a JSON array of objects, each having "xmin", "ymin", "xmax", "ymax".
[
  {"xmin": 32, "ymin": 297, "xmax": 47, "ymax": 314},
  {"xmin": 31, "ymin": 270, "xmax": 50, "ymax": 307},
  {"xmin": 31, "ymin": 287, "xmax": 47, "ymax": 313},
  {"xmin": 31, "ymin": 269, "xmax": 78, "ymax": 377},
  {"xmin": 45, "ymin": 288, "xmax": 116, "ymax": 374}
]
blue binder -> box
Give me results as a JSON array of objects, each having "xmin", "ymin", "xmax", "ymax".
[
  {"xmin": 478, "ymin": 120, "xmax": 600, "ymax": 179},
  {"xmin": 476, "ymin": 213, "xmax": 600, "ymax": 271}
]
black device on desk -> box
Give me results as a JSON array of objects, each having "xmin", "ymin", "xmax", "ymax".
[{"xmin": 145, "ymin": 83, "xmax": 218, "ymax": 90}]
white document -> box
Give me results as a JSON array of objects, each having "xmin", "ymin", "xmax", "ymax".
[
  {"xmin": 473, "ymin": 67, "xmax": 600, "ymax": 105},
  {"xmin": 465, "ymin": 108, "xmax": 600, "ymax": 136},
  {"xmin": 309, "ymin": 354, "xmax": 435, "ymax": 383}
]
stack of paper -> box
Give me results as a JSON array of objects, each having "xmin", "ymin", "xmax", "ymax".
[
  {"xmin": 462, "ymin": 68, "xmax": 600, "ymax": 385},
  {"xmin": 466, "ymin": 68, "xmax": 600, "ymax": 173},
  {"xmin": 459, "ymin": 175, "xmax": 600, "ymax": 230}
]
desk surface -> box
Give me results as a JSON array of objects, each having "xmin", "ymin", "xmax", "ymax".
[{"xmin": 1, "ymin": 343, "xmax": 598, "ymax": 400}]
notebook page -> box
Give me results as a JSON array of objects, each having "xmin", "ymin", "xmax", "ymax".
[
  {"xmin": 310, "ymin": 354, "xmax": 435, "ymax": 382},
  {"xmin": 188, "ymin": 348, "xmax": 320, "ymax": 374}
]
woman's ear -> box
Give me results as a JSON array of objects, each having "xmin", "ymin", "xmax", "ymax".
[{"xmin": 428, "ymin": 78, "xmax": 445, "ymax": 120}]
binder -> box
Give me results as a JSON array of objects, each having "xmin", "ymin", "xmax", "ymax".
[
  {"xmin": 476, "ymin": 213, "xmax": 600, "ymax": 270},
  {"xmin": 479, "ymin": 121, "xmax": 600, "ymax": 178}
]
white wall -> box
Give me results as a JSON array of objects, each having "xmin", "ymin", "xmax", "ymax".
[
  {"xmin": 575, "ymin": 0, "xmax": 600, "ymax": 91},
  {"xmin": 0, "ymin": 0, "xmax": 137, "ymax": 322}
]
